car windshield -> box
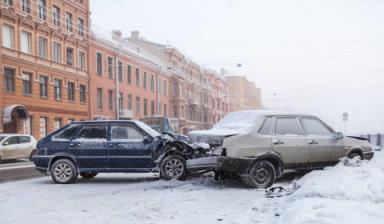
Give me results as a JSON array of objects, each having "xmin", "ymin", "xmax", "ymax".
[
  {"xmin": 135, "ymin": 121, "xmax": 161, "ymax": 138},
  {"xmin": 212, "ymin": 111, "xmax": 260, "ymax": 133}
]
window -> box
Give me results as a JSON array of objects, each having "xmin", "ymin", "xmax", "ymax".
[
  {"xmin": 150, "ymin": 75, "xmax": 154, "ymax": 92},
  {"xmin": 53, "ymin": 124, "xmax": 81, "ymax": 140},
  {"xmin": 38, "ymin": 0, "xmax": 46, "ymax": 20},
  {"xmin": 80, "ymin": 84, "xmax": 86, "ymax": 103},
  {"xmin": 54, "ymin": 118, "xmax": 62, "ymax": 130},
  {"xmin": 108, "ymin": 90, "xmax": 113, "ymax": 110},
  {"xmin": 39, "ymin": 75, "xmax": 48, "ymax": 97},
  {"xmin": 23, "ymin": 73, "xmax": 32, "ymax": 95},
  {"xmin": 127, "ymin": 65, "xmax": 132, "ymax": 84},
  {"xmin": 143, "ymin": 72, "xmax": 147, "ymax": 89},
  {"xmin": 78, "ymin": 51, "xmax": 86, "ymax": 69},
  {"xmin": 39, "ymin": 117, "xmax": 48, "ymax": 138},
  {"xmin": 118, "ymin": 61, "xmax": 123, "ymax": 82},
  {"xmin": 118, "ymin": 92, "xmax": 123, "ymax": 112},
  {"xmin": 21, "ymin": 0, "xmax": 31, "ymax": 13},
  {"xmin": 3, "ymin": 136, "xmax": 18, "ymax": 145},
  {"xmin": 164, "ymin": 104, "xmax": 167, "ymax": 116},
  {"xmin": 66, "ymin": 12, "xmax": 73, "ymax": 31},
  {"xmin": 52, "ymin": 6, "xmax": 60, "ymax": 26},
  {"xmin": 3, "ymin": 24, "xmax": 14, "ymax": 48},
  {"xmin": 19, "ymin": 136, "xmax": 31, "ymax": 143},
  {"xmin": 78, "ymin": 18, "xmax": 84, "ymax": 37},
  {"xmin": 4, "ymin": 68, "xmax": 15, "ymax": 92},
  {"xmin": 96, "ymin": 53, "xmax": 103, "ymax": 76},
  {"xmin": 76, "ymin": 125, "xmax": 107, "ymax": 140},
  {"xmin": 21, "ymin": 31, "xmax": 32, "ymax": 53},
  {"xmin": 302, "ymin": 118, "xmax": 333, "ymax": 136},
  {"xmin": 54, "ymin": 79, "xmax": 62, "ymax": 100},
  {"xmin": 158, "ymin": 78, "xmax": 161, "ymax": 94},
  {"xmin": 163, "ymin": 80, "xmax": 167, "ymax": 96},
  {"xmin": 3, "ymin": 0, "xmax": 13, "ymax": 6},
  {"xmin": 38, "ymin": 36, "xmax": 47, "ymax": 58},
  {"xmin": 143, "ymin": 98, "xmax": 148, "ymax": 116},
  {"xmin": 68, "ymin": 81, "xmax": 75, "ymax": 101},
  {"xmin": 275, "ymin": 118, "xmax": 303, "ymax": 136},
  {"xmin": 97, "ymin": 88, "xmax": 103, "ymax": 109},
  {"xmin": 259, "ymin": 117, "xmax": 274, "ymax": 135},
  {"xmin": 107, "ymin": 57, "xmax": 113, "ymax": 79},
  {"xmin": 127, "ymin": 94, "xmax": 132, "ymax": 110},
  {"xmin": 151, "ymin": 101, "xmax": 155, "ymax": 115},
  {"xmin": 173, "ymin": 105, "xmax": 178, "ymax": 117},
  {"xmin": 135, "ymin": 68, "xmax": 140, "ymax": 87},
  {"xmin": 136, "ymin": 96, "xmax": 140, "ymax": 114},
  {"xmin": 53, "ymin": 42, "xmax": 61, "ymax": 63},
  {"xmin": 66, "ymin": 47, "xmax": 74, "ymax": 65},
  {"xmin": 111, "ymin": 126, "xmax": 144, "ymax": 141}
]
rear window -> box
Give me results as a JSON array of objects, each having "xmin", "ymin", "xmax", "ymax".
[
  {"xmin": 275, "ymin": 118, "xmax": 303, "ymax": 136},
  {"xmin": 53, "ymin": 124, "xmax": 81, "ymax": 141},
  {"xmin": 76, "ymin": 125, "xmax": 108, "ymax": 141}
]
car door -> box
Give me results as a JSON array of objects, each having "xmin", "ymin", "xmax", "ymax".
[
  {"xmin": 108, "ymin": 123, "xmax": 156, "ymax": 170},
  {"xmin": 272, "ymin": 116, "xmax": 309, "ymax": 168},
  {"xmin": 17, "ymin": 136, "xmax": 32, "ymax": 158},
  {"xmin": 300, "ymin": 117, "xmax": 344, "ymax": 166},
  {"xmin": 1, "ymin": 136, "xmax": 20, "ymax": 159},
  {"xmin": 70, "ymin": 124, "xmax": 109, "ymax": 170}
]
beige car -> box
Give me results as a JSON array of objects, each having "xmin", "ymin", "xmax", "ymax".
[
  {"xmin": 187, "ymin": 110, "xmax": 374, "ymax": 188},
  {"xmin": 0, "ymin": 134, "xmax": 37, "ymax": 162}
]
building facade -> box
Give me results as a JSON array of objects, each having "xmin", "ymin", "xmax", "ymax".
[
  {"xmin": 226, "ymin": 75, "xmax": 262, "ymax": 112},
  {"xmin": 0, "ymin": 0, "xmax": 90, "ymax": 139}
]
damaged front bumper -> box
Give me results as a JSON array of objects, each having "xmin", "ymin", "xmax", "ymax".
[{"xmin": 186, "ymin": 156, "xmax": 253, "ymax": 174}]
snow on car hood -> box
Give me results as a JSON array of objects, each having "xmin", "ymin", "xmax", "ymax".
[{"xmin": 189, "ymin": 111, "xmax": 260, "ymax": 145}]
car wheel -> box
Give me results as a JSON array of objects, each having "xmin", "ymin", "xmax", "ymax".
[
  {"xmin": 160, "ymin": 155, "xmax": 187, "ymax": 180},
  {"xmin": 29, "ymin": 150, "xmax": 36, "ymax": 161},
  {"xmin": 80, "ymin": 172, "xmax": 98, "ymax": 179},
  {"xmin": 50, "ymin": 159, "xmax": 78, "ymax": 184},
  {"xmin": 246, "ymin": 160, "xmax": 276, "ymax": 188},
  {"xmin": 348, "ymin": 152, "xmax": 363, "ymax": 160}
]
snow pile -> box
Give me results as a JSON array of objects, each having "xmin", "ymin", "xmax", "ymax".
[{"xmin": 277, "ymin": 152, "xmax": 384, "ymax": 224}]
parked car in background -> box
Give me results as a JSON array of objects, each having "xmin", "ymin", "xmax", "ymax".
[
  {"xmin": 140, "ymin": 116, "xmax": 189, "ymax": 142},
  {"xmin": 0, "ymin": 134, "xmax": 37, "ymax": 162},
  {"xmin": 187, "ymin": 110, "xmax": 374, "ymax": 188},
  {"xmin": 33, "ymin": 120, "xmax": 209, "ymax": 184}
]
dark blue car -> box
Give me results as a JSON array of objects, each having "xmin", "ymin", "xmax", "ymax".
[{"xmin": 33, "ymin": 120, "xmax": 208, "ymax": 184}]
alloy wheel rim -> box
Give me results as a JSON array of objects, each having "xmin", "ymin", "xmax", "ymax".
[
  {"xmin": 164, "ymin": 159, "xmax": 184, "ymax": 177},
  {"xmin": 253, "ymin": 166, "xmax": 271, "ymax": 184},
  {"xmin": 53, "ymin": 163, "xmax": 72, "ymax": 182}
]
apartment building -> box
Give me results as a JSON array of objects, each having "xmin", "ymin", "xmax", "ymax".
[
  {"xmin": 0, "ymin": 0, "xmax": 90, "ymax": 139},
  {"xmin": 226, "ymin": 75, "xmax": 262, "ymax": 112}
]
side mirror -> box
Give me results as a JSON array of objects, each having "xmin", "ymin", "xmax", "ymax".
[
  {"xmin": 143, "ymin": 136, "xmax": 152, "ymax": 144},
  {"xmin": 2, "ymin": 141, "xmax": 9, "ymax": 146},
  {"xmin": 334, "ymin": 132, "xmax": 344, "ymax": 139}
]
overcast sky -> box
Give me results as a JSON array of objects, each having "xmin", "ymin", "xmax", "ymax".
[{"xmin": 91, "ymin": 0, "xmax": 384, "ymax": 134}]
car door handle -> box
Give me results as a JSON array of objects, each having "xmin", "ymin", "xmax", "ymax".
[
  {"xmin": 69, "ymin": 143, "xmax": 81, "ymax": 147},
  {"xmin": 308, "ymin": 140, "xmax": 319, "ymax": 145},
  {"xmin": 272, "ymin": 139, "xmax": 284, "ymax": 145}
]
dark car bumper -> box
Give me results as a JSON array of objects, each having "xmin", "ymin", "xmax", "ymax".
[
  {"xmin": 363, "ymin": 151, "xmax": 374, "ymax": 160},
  {"xmin": 186, "ymin": 156, "xmax": 253, "ymax": 174},
  {"xmin": 33, "ymin": 155, "xmax": 52, "ymax": 175}
]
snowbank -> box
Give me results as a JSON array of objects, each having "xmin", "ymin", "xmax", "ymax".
[{"xmin": 276, "ymin": 152, "xmax": 384, "ymax": 224}]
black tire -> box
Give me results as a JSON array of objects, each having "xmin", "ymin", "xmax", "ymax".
[
  {"xmin": 245, "ymin": 160, "xmax": 276, "ymax": 189},
  {"xmin": 29, "ymin": 150, "xmax": 36, "ymax": 161},
  {"xmin": 348, "ymin": 152, "xmax": 363, "ymax": 160},
  {"xmin": 50, "ymin": 159, "xmax": 78, "ymax": 184},
  {"xmin": 80, "ymin": 172, "xmax": 98, "ymax": 179},
  {"xmin": 160, "ymin": 155, "xmax": 187, "ymax": 180}
]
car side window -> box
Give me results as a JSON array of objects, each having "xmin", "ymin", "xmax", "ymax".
[
  {"xmin": 258, "ymin": 117, "xmax": 274, "ymax": 135},
  {"xmin": 3, "ymin": 136, "xmax": 18, "ymax": 145},
  {"xmin": 18, "ymin": 136, "xmax": 31, "ymax": 143},
  {"xmin": 301, "ymin": 118, "xmax": 333, "ymax": 136},
  {"xmin": 111, "ymin": 125, "xmax": 145, "ymax": 142},
  {"xmin": 76, "ymin": 125, "xmax": 108, "ymax": 141},
  {"xmin": 275, "ymin": 118, "xmax": 303, "ymax": 136},
  {"xmin": 53, "ymin": 124, "xmax": 81, "ymax": 141}
]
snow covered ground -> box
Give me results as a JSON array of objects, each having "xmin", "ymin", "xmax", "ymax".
[{"xmin": 1, "ymin": 152, "xmax": 383, "ymax": 224}]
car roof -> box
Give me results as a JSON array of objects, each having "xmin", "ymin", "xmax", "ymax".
[
  {"xmin": 232, "ymin": 110, "xmax": 316, "ymax": 117},
  {"xmin": 71, "ymin": 120, "xmax": 136, "ymax": 124}
]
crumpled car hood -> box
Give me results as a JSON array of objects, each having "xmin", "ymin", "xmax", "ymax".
[{"xmin": 188, "ymin": 129, "xmax": 241, "ymax": 146}]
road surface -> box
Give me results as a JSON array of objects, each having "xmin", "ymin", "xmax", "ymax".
[{"xmin": 0, "ymin": 160, "xmax": 43, "ymax": 183}]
